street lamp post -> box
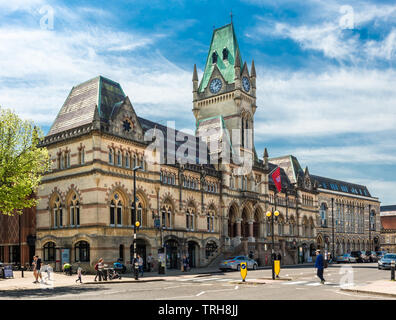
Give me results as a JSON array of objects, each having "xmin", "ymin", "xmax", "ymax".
[
  {"xmin": 368, "ymin": 204, "xmax": 371, "ymax": 252},
  {"xmin": 133, "ymin": 166, "xmax": 142, "ymax": 280},
  {"xmin": 331, "ymin": 198, "xmax": 335, "ymax": 262},
  {"xmin": 266, "ymin": 196, "xmax": 280, "ymax": 280}
]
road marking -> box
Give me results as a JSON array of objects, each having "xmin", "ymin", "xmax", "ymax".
[
  {"xmin": 217, "ymin": 278, "xmax": 234, "ymax": 282},
  {"xmin": 235, "ymin": 285, "xmax": 239, "ymax": 290},
  {"xmin": 306, "ymin": 282, "xmax": 321, "ymax": 286},
  {"xmin": 283, "ymin": 281, "xmax": 309, "ymax": 285},
  {"xmin": 193, "ymin": 277, "xmax": 221, "ymax": 282},
  {"xmin": 196, "ymin": 291, "xmax": 205, "ymax": 296}
]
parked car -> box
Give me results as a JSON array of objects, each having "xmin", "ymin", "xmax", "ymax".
[
  {"xmin": 378, "ymin": 253, "xmax": 396, "ymax": 270},
  {"xmin": 376, "ymin": 251, "xmax": 387, "ymax": 260},
  {"xmin": 336, "ymin": 254, "xmax": 357, "ymax": 263},
  {"xmin": 219, "ymin": 256, "xmax": 258, "ymax": 271},
  {"xmin": 365, "ymin": 251, "xmax": 378, "ymax": 262},
  {"xmin": 350, "ymin": 251, "xmax": 364, "ymax": 263},
  {"xmin": 360, "ymin": 251, "xmax": 371, "ymax": 263}
]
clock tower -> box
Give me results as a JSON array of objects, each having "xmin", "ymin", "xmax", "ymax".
[{"xmin": 192, "ymin": 23, "xmax": 257, "ymax": 165}]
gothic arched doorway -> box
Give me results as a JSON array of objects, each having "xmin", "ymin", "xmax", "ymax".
[
  {"xmin": 188, "ymin": 241, "xmax": 199, "ymax": 268},
  {"xmin": 228, "ymin": 204, "xmax": 238, "ymax": 237},
  {"xmin": 165, "ymin": 239, "xmax": 179, "ymax": 269}
]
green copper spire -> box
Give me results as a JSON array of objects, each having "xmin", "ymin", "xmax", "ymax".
[{"xmin": 198, "ymin": 23, "xmax": 243, "ymax": 92}]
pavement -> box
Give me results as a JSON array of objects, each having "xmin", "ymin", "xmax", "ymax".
[
  {"xmin": 341, "ymin": 279, "xmax": 396, "ymax": 298},
  {"xmin": 0, "ymin": 264, "xmax": 309, "ymax": 290},
  {"xmin": 3, "ymin": 263, "xmax": 396, "ymax": 300}
]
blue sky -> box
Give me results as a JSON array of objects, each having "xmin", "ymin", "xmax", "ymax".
[{"xmin": 0, "ymin": 0, "xmax": 395, "ymax": 205}]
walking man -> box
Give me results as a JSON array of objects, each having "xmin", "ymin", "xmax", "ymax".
[
  {"xmin": 147, "ymin": 253, "xmax": 153, "ymax": 272},
  {"xmin": 137, "ymin": 255, "xmax": 144, "ymax": 277},
  {"xmin": 95, "ymin": 258, "xmax": 104, "ymax": 281},
  {"xmin": 315, "ymin": 249, "xmax": 325, "ymax": 284}
]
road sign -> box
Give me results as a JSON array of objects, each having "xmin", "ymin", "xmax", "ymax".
[
  {"xmin": 274, "ymin": 260, "xmax": 280, "ymax": 276},
  {"xmin": 240, "ymin": 262, "xmax": 247, "ymax": 282}
]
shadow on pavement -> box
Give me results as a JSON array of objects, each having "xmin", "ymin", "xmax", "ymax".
[{"xmin": 0, "ymin": 285, "xmax": 106, "ymax": 299}]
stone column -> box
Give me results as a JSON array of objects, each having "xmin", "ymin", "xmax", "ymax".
[
  {"xmin": 236, "ymin": 219, "xmax": 242, "ymax": 237},
  {"xmin": 55, "ymin": 247, "xmax": 61, "ymax": 272},
  {"xmin": 259, "ymin": 221, "xmax": 265, "ymax": 239},
  {"xmin": 248, "ymin": 220, "xmax": 255, "ymax": 242},
  {"xmin": 223, "ymin": 216, "xmax": 229, "ymax": 238}
]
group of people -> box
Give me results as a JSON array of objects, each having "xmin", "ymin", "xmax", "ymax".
[{"xmin": 32, "ymin": 255, "xmax": 53, "ymax": 284}]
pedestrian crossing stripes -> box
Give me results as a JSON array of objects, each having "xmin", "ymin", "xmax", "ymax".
[
  {"xmin": 282, "ymin": 281, "xmax": 340, "ymax": 288},
  {"xmin": 174, "ymin": 277, "xmax": 340, "ymax": 287},
  {"xmin": 175, "ymin": 277, "xmax": 235, "ymax": 283}
]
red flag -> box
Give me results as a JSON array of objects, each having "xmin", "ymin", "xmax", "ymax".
[{"xmin": 271, "ymin": 167, "xmax": 282, "ymax": 193}]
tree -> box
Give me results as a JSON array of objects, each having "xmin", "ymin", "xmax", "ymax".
[{"xmin": 0, "ymin": 107, "xmax": 50, "ymax": 215}]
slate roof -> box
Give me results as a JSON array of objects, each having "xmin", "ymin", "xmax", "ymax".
[
  {"xmin": 138, "ymin": 116, "xmax": 214, "ymax": 169},
  {"xmin": 199, "ymin": 23, "xmax": 243, "ymax": 92},
  {"xmin": 48, "ymin": 76, "xmax": 126, "ymax": 136},
  {"xmin": 310, "ymin": 174, "xmax": 372, "ymax": 198},
  {"xmin": 381, "ymin": 205, "xmax": 396, "ymax": 212},
  {"xmin": 269, "ymin": 155, "xmax": 304, "ymax": 184}
]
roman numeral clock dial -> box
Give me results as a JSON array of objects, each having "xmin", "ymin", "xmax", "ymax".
[{"xmin": 209, "ymin": 78, "xmax": 222, "ymax": 94}]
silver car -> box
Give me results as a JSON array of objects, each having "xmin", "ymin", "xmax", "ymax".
[
  {"xmin": 378, "ymin": 253, "xmax": 396, "ymax": 270},
  {"xmin": 336, "ymin": 254, "xmax": 357, "ymax": 263},
  {"xmin": 219, "ymin": 255, "xmax": 258, "ymax": 271}
]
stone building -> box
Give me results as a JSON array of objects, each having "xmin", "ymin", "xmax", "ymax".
[
  {"xmin": 34, "ymin": 23, "xmax": 381, "ymax": 271},
  {"xmin": 380, "ymin": 205, "xmax": 396, "ymax": 252}
]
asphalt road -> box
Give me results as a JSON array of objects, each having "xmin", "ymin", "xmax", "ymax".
[{"xmin": 1, "ymin": 263, "xmax": 393, "ymax": 300}]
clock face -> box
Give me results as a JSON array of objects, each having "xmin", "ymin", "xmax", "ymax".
[
  {"xmin": 123, "ymin": 120, "xmax": 132, "ymax": 132},
  {"xmin": 209, "ymin": 78, "xmax": 222, "ymax": 94},
  {"xmin": 242, "ymin": 76, "xmax": 250, "ymax": 92}
]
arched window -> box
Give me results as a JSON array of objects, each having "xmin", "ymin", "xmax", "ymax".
[
  {"xmin": 161, "ymin": 202, "xmax": 172, "ymax": 229},
  {"xmin": 212, "ymin": 51, "xmax": 217, "ymax": 64},
  {"xmin": 133, "ymin": 155, "xmax": 137, "ymax": 168},
  {"xmin": 52, "ymin": 196, "xmax": 63, "ymax": 228},
  {"xmin": 186, "ymin": 207, "xmax": 195, "ymax": 231},
  {"xmin": 75, "ymin": 241, "xmax": 90, "ymax": 262},
  {"xmin": 205, "ymin": 241, "xmax": 218, "ymax": 259},
  {"xmin": 370, "ymin": 210, "xmax": 376, "ymax": 231},
  {"xmin": 110, "ymin": 193, "xmax": 123, "ymax": 226},
  {"xmin": 222, "ymin": 47, "xmax": 228, "ymax": 60},
  {"xmin": 289, "ymin": 217, "xmax": 295, "ymax": 236},
  {"xmin": 117, "ymin": 151, "xmax": 122, "ymax": 166},
  {"xmin": 69, "ymin": 193, "xmax": 80, "ymax": 226},
  {"xmin": 109, "ymin": 148, "xmax": 114, "ymax": 164},
  {"xmin": 320, "ymin": 203, "xmax": 327, "ymax": 227},
  {"xmin": 79, "ymin": 148, "xmax": 85, "ymax": 165},
  {"xmin": 125, "ymin": 152, "xmax": 130, "ymax": 168},
  {"xmin": 43, "ymin": 242, "xmax": 56, "ymax": 261}
]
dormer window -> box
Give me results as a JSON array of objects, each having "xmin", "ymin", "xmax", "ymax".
[
  {"xmin": 222, "ymin": 48, "xmax": 228, "ymax": 60},
  {"xmin": 212, "ymin": 52, "xmax": 217, "ymax": 64}
]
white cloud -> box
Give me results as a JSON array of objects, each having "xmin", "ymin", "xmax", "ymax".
[
  {"xmin": 254, "ymin": 67, "xmax": 396, "ymax": 138},
  {"xmin": 248, "ymin": 1, "xmax": 396, "ymax": 62},
  {"xmin": 0, "ymin": 24, "xmax": 193, "ymax": 127}
]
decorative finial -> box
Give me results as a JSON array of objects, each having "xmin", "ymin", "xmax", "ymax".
[{"xmin": 230, "ymin": 10, "xmax": 233, "ymax": 23}]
